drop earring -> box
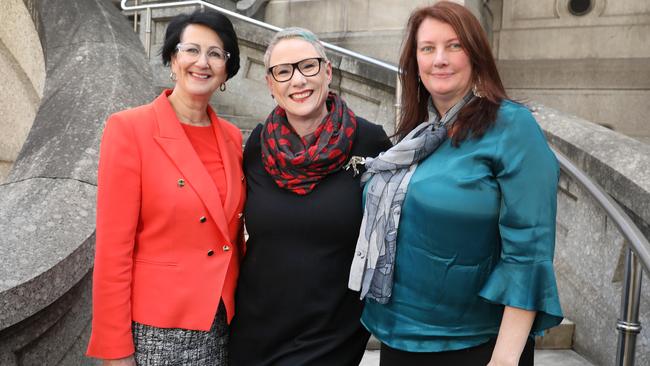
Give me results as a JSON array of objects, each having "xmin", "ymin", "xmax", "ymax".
[
  {"xmin": 169, "ymin": 71, "xmax": 177, "ymax": 81},
  {"xmin": 472, "ymin": 77, "xmax": 484, "ymax": 98},
  {"xmin": 220, "ymin": 83, "xmax": 226, "ymax": 92}
]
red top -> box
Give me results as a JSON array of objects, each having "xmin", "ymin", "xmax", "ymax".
[
  {"xmin": 87, "ymin": 90, "xmax": 245, "ymax": 360},
  {"xmin": 181, "ymin": 123, "xmax": 228, "ymax": 205}
]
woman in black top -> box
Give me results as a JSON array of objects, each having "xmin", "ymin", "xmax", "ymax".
[{"xmin": 228, "ymin": 27, "xmax": 391, "ymax": 365}]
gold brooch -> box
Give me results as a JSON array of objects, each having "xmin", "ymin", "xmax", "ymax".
[{"xmin": 343, "ymin": 156, "xmax": 366, "ymax": 177}]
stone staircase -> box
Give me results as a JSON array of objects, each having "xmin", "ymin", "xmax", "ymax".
[
  {"xmin": 127, "ymin": 4, "xmax": 600, "ymax": 366},
  {"xmin": 360, "ymin": 319, "xmax": 595, "ymax": 366},
  {"xmin": 360, "ymin": 349, "xmax": 594, "ymax": 366}
]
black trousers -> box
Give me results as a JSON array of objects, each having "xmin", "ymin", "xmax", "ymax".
[{"xmin": 379, "ymin": 337, "xmax": 535, "ymax": 366}]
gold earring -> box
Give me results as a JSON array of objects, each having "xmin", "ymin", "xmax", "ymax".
[
  {"xmin": 472, "ymin": 76, "xmax": 484, "ymax": 98},
  {"xmin": 472, "ymin": 83, "xmax": 483, "ymax": 98}
]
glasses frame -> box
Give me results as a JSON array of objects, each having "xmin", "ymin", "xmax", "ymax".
[
  {"xmin": 267, "ymin": 57, "xmax": 325, "ymax": 82},
  {"xmin": 175, "ymin": 43, "xmax": 231, "ymax": 64}
]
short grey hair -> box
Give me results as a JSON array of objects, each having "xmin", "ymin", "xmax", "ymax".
[{"xmin": 263, "ymin": 27, "xmax": 329, "ymax": 69}]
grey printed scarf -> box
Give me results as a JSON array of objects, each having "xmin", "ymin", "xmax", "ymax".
[{"xmin": 348, "ymin": 91, "xmax": 475, "ymax": 304}]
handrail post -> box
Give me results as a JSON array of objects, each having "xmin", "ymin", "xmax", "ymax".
[
  {"xmin": 615, "ymin": 246, "xmax": 643, "ymax": 366},
  {"xmin": 144, "ymin": 7, "xmax": 152, "ymax": 59},
  {"xmin": 133, "ymin": 0, "xmax": 139, "ymax": 32}
]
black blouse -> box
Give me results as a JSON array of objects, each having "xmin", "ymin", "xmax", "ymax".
[{"xmin": 229, "ymin": 117, "xmax": 391, "ymax": 366}]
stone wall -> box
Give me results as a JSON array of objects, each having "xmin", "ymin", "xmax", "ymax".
[
  {"xmin": 140, "ymin": 7, "xmax": 399, "ymax": 137},
  {"xmin": 2, "ymin": 1, "xmax": 649, "ymax": 365},
  {"xmin": 262, "ymin": 0, "xmax": 650, "ymax": 143},
  {"xmin": 139, "ymin": 6, "xmax": 650, "ymax": 364},
  {"xmin": 534, "ymin": 103, "xmax": 650, "ymax": 366},
  {"xmin": 0, "ymin": 0, "xmax": 154, "ymax": 364},
  {"xmin": 492, "ymin": 0, "xmax": 650, "ymax": 143},
  {"xmin": 262, "ymin": 0, "xmax": 487, "ymax": 64},
  {"xmin": 0, "ymin": 0, "xmax": 45, "ymax": 182}
]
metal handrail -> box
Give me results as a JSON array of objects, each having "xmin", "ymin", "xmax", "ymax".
[
  {"xmin": 120, "ymin": 0, "xmax": 399, "ymax": 73},
  {"xmin": 553, "ymin": 149, "xmax": 650, "ymax": 270},
  {"xmin": 121, "ymin": 1, "xmax": 650, "ymax": 364},
  {"xmin": 552, "ymin": 147, "xmax": 648, "ymax": 366}
]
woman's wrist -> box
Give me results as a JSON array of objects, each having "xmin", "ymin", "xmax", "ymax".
[{"xmin": 487, "ymin": 352, "xmax": 519, "ymax": 366}]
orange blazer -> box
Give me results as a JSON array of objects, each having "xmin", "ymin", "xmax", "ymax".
[{"xmin": 87, "ymin": 90, "xmax": 245, "ymax": 359}]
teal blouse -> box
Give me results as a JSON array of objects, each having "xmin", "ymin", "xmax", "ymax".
[{"xmin": 361, "ymin": 100, "xmax": 563, "ymax": 352}]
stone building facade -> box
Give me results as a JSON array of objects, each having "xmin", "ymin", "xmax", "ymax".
[{"xmin": 264, "ymin": 0, "xmax": 650, "ymax": 143}]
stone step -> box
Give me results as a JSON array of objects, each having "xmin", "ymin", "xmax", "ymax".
[
  {"xmin": 536, "ymin": 318, "xmax": 575, "ymax": 349},
  {"xmin": 360, "ymin": 349, "xmax": 594, "ymax": 366}
]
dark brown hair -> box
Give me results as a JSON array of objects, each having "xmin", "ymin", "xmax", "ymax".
[
  {"xmin": 396, "ymin": 1, "xmax": 507, "ymax": 145},
  {"xmin": 161, "ymin": 9, "xmax": 240, "ymax": 80}
]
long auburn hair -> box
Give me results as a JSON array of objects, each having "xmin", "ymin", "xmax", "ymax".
[{"xmin": 396, "ymin": 1, "xmax": 508, "ymax": 145}]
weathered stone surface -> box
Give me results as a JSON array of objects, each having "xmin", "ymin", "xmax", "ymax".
[
  {"xmin": 0, "ymin": 272, "xmax": 99, "ymax": 366},
  {"xmin": 512, "ymin": 89, "xmax": 650, "ymax": 142},
  {"xmin": 0, "ymin": 162, "xmax": 11, "ymax": 182},
  {"xmin": 0, "ymin": 179, "xmax": 95, "ymax": 329},
  {"xmin": 493, "ymin": 1, "xmax": 650, "ymax": 141},
  {"xmin": 0, "ymin": 0, "xmax": 44, "ymax": 182},
  {"xmin": 499, "ymin": 59, "xmax": 650, "ymax": 90},
  {"xmin": 263, "ymin": 0, "xmax": 487, "ymax": 63},
  {"xmin": 9, "ymin": 0, "xmax": 155, "ymax": 183},
  {"xmin": 0, "ymin": 0, "xmax": 154, "ymax": 364},
  {"xmin": 0, "ymin": 0, "xmax": 45, "ymax": 95},
  {"xmin": 531, "ymin": 102, "xmax": 650, "ymax": 366},
  {"xmin": 534, "ymin": 350, "xmax": 595, "ymax": 366},
  {"xmin": 536, "ymin": 319, "xmax": 575, "ymax": 350},
  {"xmin": 8, "ymin": 40, "xmax": 155, "ymax": 183},
  {"xmin": 39, "ymin": 0, "xmax": 145, "ymax": 53},
  {"xmin": 532, "ymin": 103, "xmax": 650, "ymax": 226},
  {"xmin": 147, "ymin": 13, "xmax": 398, "ymax": 135}
]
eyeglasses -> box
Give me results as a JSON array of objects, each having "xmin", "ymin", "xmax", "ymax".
[
  {"xmin": 267, "ymin": 57, "xmax": 324, "ymax": 82},
  {"xmin": 176, "ymin": 43, "xmax": 230, "ymax": 66}
]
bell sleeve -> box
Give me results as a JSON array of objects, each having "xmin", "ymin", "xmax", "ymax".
[{"xmin": 478, "ymin": 106, "xmax": 564, "ymax": 333}]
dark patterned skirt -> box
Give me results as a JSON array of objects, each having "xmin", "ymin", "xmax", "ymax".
[{"xmin": 132, "ymin": 301, "xmax": 228, "ymax": 365}]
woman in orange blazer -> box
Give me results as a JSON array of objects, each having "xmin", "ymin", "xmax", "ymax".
[{"xmin": 87, "ymin": 10, "xmax": 245, "ymax": 366}]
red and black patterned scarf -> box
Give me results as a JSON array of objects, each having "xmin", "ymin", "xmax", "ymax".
[{"xmin": 260, "ymin": 92, "xmax": 357, "ymax": 195}]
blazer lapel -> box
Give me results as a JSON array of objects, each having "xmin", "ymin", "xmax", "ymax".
[
  {"xmin": 209, "ymin": 108, "xmax": 242, "ymax": 220},
  {"xmin": 152, "ymin": 91, "xmax": 230, "ymax": 240}
]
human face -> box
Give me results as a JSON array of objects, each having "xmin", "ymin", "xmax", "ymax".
[
  {"xmin": 416, "ymin": 17, "xmax": 472, "ymax": 114},
  {"xmin": 171, "ymin": 24, "xmax": 228, "ymax": 100},
  {"xmin": 266, "ymin": 38, "xmax": 332, "ymax": 126}
]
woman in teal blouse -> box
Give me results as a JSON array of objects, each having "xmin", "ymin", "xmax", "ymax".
[{"xmin": 349, "ymin": 2, "xmax": 563, "ymax": 365}]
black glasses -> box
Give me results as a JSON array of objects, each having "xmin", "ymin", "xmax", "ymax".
[{"xmin": 267, "ymin": 57, "xmax": 324, "ymax": 82}]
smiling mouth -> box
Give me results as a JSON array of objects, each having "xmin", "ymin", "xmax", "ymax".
[
  {"xmin": 189, "ymin": 72, "xmax": 211, "ymax": 80},
  {"xmin": 432, "ymin": 73, "xmax": 454, "ymax": 78},
  {"xmin": 290, "ymin": 90, "xmax": 313, "ymax": 102}
]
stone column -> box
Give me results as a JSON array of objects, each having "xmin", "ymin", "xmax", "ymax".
[{"xmin": 0, "ymin": 0, "xmax": 45, "ymax": 182}]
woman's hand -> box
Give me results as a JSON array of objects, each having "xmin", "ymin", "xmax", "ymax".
[
  {"xmin": 487, "ymin": 306, "xmax": 536, "ymax": 366},
  {"xmin": 103, "ymin": 356, "xmax": 136, "ymax": 366}
]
